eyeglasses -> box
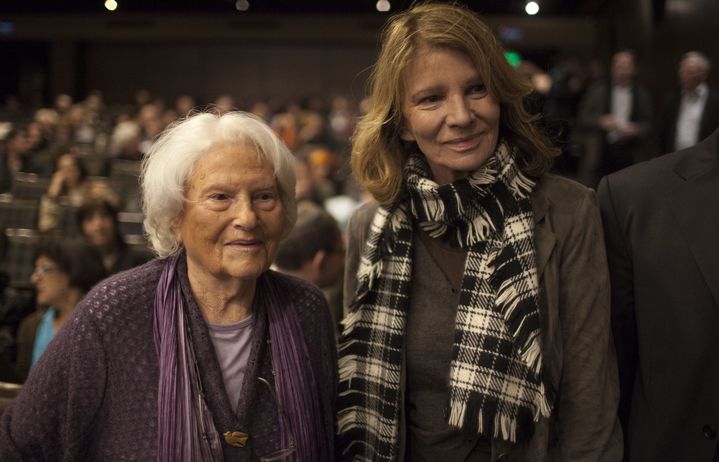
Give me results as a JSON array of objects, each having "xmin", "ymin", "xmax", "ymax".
[
  {"xmin": 31, "ymin": 266, "xmax": 60, "ymax": 278},
  {"xmin": 258, "ymin": 376, "xmax": 297, "ymax": 462}
]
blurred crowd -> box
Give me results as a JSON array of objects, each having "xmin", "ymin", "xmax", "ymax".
[{"xmin": 0, "ymin": 45, "xmax": 716, "ymax": 382}]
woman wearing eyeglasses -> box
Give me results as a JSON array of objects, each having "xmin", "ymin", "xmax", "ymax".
[
  {"xmin": 15, "ymin": 237, "xmax": 106, "ymax": 381},
  {"xmin": 0, "ymin": 111, "xmax": 337, "ymax": 461}
]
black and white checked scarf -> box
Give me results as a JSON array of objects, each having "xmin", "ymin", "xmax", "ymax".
[{"xmin": 337, "ymin": 142, "xmax": 552, "ymax": 461}]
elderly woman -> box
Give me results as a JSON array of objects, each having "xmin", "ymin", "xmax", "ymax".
[
  {"xmin": 0, "ymin": 111, "xmax": 337, "ymax": 461},
  {"xmin": 338, "ymin": 4, "xmax": 622, "ymax": 461}
]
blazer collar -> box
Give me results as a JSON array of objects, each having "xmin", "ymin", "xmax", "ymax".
[
  {"xmin": 672, "ymin": 128, "xmax": 719, "ymax": 180},
  {"xmin": 667, "ymin": 128, "xmax": 719, "ymax": 307}
]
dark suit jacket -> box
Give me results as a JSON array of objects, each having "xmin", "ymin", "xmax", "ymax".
[
  {"xmin": 657, "ymin": 88, "xmax": 719, "ymax": 155},
  {"xmin": 598, "ymin": 128, "xmax": 719, "ymax": 461}
]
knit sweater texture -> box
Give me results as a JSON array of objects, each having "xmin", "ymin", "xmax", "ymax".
[{"xmin": 0, "ymin": 256, "xmax": 337, "ymax": 461}]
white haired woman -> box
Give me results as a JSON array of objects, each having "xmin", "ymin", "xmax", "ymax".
[{"xmin": 0, "ymin": 111, "xmax": 337, "ymax": 461}]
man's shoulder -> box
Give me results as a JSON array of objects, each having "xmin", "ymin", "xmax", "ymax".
[{"xmin": 603, "ymin": 151, "xmax": 680, "ymax": 194}]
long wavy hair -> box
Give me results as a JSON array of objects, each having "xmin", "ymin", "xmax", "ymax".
[{"xmin": 352, "ymin": 2, "xmax": 560, "ymax": 204}]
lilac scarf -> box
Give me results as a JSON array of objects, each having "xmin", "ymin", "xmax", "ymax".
[
  {"xmin": 260, "ymin": 271, "xmax": 330, "ymax": 461},
  {"xmin": 154, "ymin": 254, "xmax": 330, "ymax": 461},
  {"xmin": 154, "ymin": 254, "xmax": 223, "ymax": 461}
]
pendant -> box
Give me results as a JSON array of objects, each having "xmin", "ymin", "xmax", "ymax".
[{"xmin": 223, "ymin": 431, "xmax": 249, "ymax": 448}]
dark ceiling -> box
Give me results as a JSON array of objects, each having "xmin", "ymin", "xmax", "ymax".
[{"xmin": 0, "ymin": 0, "xmax": 607, "ymax": 16}]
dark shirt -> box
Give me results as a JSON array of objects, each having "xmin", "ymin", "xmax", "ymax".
[{"xmin": 404, "ymin": 230, "xmax": 491, "ymax": 462}]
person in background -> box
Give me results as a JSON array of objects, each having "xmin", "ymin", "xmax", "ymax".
[
  {"xmin": 577, "ymin": 50, "xmax": 653, "ymax": 187},
  {"xmin": 78, "ymin": 196, "xmax": 153, "ymax": 275},
  {"xmin": 337, "ymin": 3, "xmax": 622, "ymax": 460},
  {"xmin": 0, "ymin": 226, "xmax": 35, "ymax": 383},
  {"xmin": 657, "ymin": 51, "xmax": 719, "ymax": 155},
  {"xmin": 15, "ymin": 237, "xmax": 106, "ymax": 381},
  {"xmin": 0, "ymin": 110, "xmax": 336, "ymax": 460},
  {"xmin": 598, "ymin": 127, "xmax": 719, "ymax": 461},
  {"xmin": 274, "ymin": 200, "xmax": 345, "ymax": 328},
  {"xmin": 37, "ymin": 152, "xmax": 88, "ymax": 232},
  {"xmin": 0, "ymin": 127, "xmax": 36, "ymax": 194}
]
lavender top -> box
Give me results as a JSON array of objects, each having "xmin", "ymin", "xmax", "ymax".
[{"xmin": 207, "ymin": 315, "xmax": 255, "ymax": 411}]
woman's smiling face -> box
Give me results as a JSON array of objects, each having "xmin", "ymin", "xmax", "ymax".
[
  {"xmin": 400, "ymin": 45, "xmax": 501, "ymax": 184},
  {"xmin": 177, "ymin": 142, "xmax": 287, "ymax": 284}
]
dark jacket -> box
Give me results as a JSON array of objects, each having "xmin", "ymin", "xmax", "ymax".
[
  {"xmin": 0, "ymin": 256, "xmax": 337, "ymax": 460},
  {"xmin": 598, "ymin": 128, "xmax": 719, "ymax": 461},
  {"xmin": 343, "ymin": 174, "xmax": 623, "ymax": 461}
]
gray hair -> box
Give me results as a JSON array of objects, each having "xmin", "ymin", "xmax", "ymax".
[
  {"xmin": 681, "ymin": 51, "xmax": 711, "ymax": 73},
  {"xmin": 141, "ymin": 111, "xmax": 297, "ymax": 257}
]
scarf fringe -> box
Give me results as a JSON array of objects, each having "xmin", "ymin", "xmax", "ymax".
[
  {"xmin": 340, "ymin": 308, "xmax": 362, "ymax": 333},
  {"xmin": 338, "ymin": 353, "xmax": 358, "ymax": 384},
  {"xmin": 519, "ymin": 335, "xmax": 544, "ymax": 376},
  {"xmin": 448, "ymin": 402, "xmax": 523, "ymax": 443},
  {"xmin": 534, "ymin": 381, "xmax": 553, "ymax": 419},
  {"xmin": 337, "ymin": 407, "xmax": 360, "ymax": 433}
]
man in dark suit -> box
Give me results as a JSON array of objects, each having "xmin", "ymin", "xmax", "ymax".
[
  {"xmin": 577, "ymin": 50, "xmax": 653, "ymax": 187},
  {"xmin": 598, "ymin": 128, "xmax": 719, "ymax": 461},
  {"xmin": 658, "ymin": 51, "xmax": 719, "ymax": 156}
]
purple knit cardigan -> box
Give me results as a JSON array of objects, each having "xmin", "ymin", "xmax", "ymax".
[{"xmin": 0, "ymin": 257, "xmax": 337, "ymax": 461}]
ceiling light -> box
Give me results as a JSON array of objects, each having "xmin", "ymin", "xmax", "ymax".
[
  {"xmin": 525, "ymin": 2, "xmax": 540, "ymax": 15},
  {"xmin": 376, "ymin": 0, "xmax": 391, "ymax": 12}
]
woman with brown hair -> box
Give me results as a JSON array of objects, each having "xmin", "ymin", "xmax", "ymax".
[{"xmin": 338, "ymin": 3, "xmax": 622, "ymax": 460}]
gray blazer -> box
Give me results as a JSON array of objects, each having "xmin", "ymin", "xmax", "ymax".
[
  {"xmin": 343, "ymin": 174, "xmax": 623, "ymax": 461},
  {"xmin": 598, "ymin": 128, "xmax": 719, "ymax": 461}
]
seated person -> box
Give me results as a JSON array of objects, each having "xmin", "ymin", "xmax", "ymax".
[
  {"xmin": 15, "ymin": 237, "xmax": 106, "ymax": 381},
  {"xmin": 37, "ymin": 152, "xmax": 89, "ymax": 232},
  {"xmin": 0, "ymin": 227, "xmax": 34, "ymax": 383},
  {"xmin": 78, "ymin": 197, "xmax": 154, "ymax": 275},
  {"xmin": 274, "ymin": 200, "xmax": 345, "ymax": 327}
]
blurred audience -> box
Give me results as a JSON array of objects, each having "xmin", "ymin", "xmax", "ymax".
[{"xmin": 15, "ymin": 237, "xmax": 106, "ymax": 381}]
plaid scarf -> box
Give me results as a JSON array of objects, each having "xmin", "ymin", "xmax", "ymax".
[{"xmin": 337, "ymin": 143, "xmax": 552, "ymax": 461}]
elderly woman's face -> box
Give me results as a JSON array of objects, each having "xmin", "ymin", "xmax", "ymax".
[
  {"xmin": 177, "ymin": 143, "xmax": 286, "ymax": 284},
  {"xmin": 400, "ymin": 46, "xmax": 500, "ymax": 185}
]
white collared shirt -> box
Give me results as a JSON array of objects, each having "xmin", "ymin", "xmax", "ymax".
[
  {"xmin": 675, "ymin": 82, "xmax": 709, "ymax": 151},
  {"xmin": 607, "ymin": 85, "xmax": 632, "ymax": 143}
]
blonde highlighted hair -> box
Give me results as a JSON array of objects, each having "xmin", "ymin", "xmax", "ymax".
[{"xmin": 352, "ymin": 2, "xmax": 560, "ymax": 204}]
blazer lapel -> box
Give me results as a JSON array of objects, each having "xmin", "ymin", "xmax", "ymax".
[
  {"xmin": 532, "ymin": 187, "xmax": 556, "ymax": 281},
  {"xmin": 666, "ymin": 131, "xmax": 719, "ymax": 307}
]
